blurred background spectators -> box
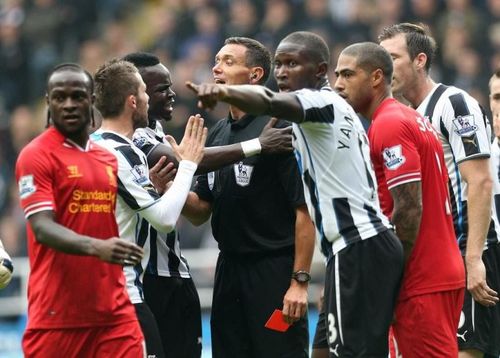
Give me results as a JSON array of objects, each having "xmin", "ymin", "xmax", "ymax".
[{"xmin": 0, "ymin": 0, "xmax": 498, "ymax": 256}]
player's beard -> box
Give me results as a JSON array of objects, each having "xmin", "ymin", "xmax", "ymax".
[{"xmin": 132, "ymin": 107, "xmax": 149, "ymax": 130}]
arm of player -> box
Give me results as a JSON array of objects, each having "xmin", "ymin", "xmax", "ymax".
[
  {"xmin": 181, "ymin": 192, "xmax": 213, "ymax": 226},
  {"xmin": 147, "ymin": 118, "xmax": 293, "ymax": 174},
  {"xmin": 149, "ymin": 157, "xmax": 176, "ymax": 195},
  {"xmin": 459, "ymin": 158, "xmax": 499, "ymax": 306},
  {"xmin": 140, "ymin": 115, "xmax": 208, "ymax": 233},
  {"xmin": 28, "ymin": 211, "xmax": 144, "ymax": 266},
  {"xmin": 282, "ymin": 205, "xmax": 315, "ymax": 324},
  {"xmin": 390, "ymin": 181, "xmax": 422, "ymax": 264},
  {"xmin": 186, "ymin": 81, "xmax": 305, "ymax": 123},
  {"xmin": 0, "ymin": 239, "xmax": 13, "ymax": 289}
]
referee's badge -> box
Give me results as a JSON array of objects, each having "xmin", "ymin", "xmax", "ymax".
[
  {"xmin": 453, "ymin": 114, "xmax": 477, "ymax": 137},
  {"xmin": 383, "ymin": 145, "xmax": 405, "ymax": 170},
  {"xmin": 234, "ymin": 162, "xmax": 253, "ymax": 187}
]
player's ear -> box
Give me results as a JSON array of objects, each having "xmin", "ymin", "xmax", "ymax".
[
  {"xmin": 372, "ymin": 68, "xmax": 384, "ymax": 87},
  {"xmin": 414, "ymin": 52, "xmax": 427, "ymax": 71},
  {"xmin": 128, "ymin": 94, "xmax": 137, "ymax": 109},
  {"xmin": 316, "ymin": 62, "xmax": 328, "ymax": 79}
]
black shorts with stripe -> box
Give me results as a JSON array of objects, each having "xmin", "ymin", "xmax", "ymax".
[{"xmin": 323, "ymin": 230, "xmax": 404, "ymax": 357}]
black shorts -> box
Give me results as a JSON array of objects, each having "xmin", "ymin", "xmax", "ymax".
[
  {"xmin": 134, "ymin": 302, "xmax": 165, "ymax": 358},
  {"xmin": 143, "ymin": 274, "xmax": 202, "ymax": 358},
  {"xmin": 312, "ymin": 306, "xmax": 328, "ymax": 350},
  {"xmin": 324, "ymin": 230, "xmax": 403, "ymax": 357},
  {"xmin": 211, "ymin": 250, "xmax": 309, "ymax": 358},
  {"xmin": 458, "ymin": 242, "xmax": 500, "ymax": 356}
]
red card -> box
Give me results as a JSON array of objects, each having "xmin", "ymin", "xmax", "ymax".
[{"xmin": 265, "ymin": 309, "xmax": 291, "ymax": 332}]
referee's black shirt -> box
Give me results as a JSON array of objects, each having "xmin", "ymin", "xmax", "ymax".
[{"xmin": 194, "ymin": 114, "xmax": 305, "ymax": 256}]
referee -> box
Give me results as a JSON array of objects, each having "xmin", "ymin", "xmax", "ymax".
[{"xmin": 184, "ymin": 37, "xmax": 315, "ymax": 358}]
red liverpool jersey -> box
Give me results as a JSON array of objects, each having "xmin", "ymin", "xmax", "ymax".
[
  {"xmin": 15, "ymin": 127, "xmax": 136, "ymax": 329},
  {"xmin": 368, "ymin": 98, "xmax": 464, "ymax": 300}
]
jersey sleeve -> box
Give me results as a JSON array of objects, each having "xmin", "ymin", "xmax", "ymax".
[
  {"xmin": 114, "ymin": 145, "xmax": 160, "ymax": 211},
  {"xmin": 15, "ymin": 145, "xmax": 55, "ymax": 218},
  {"xmin": 371, "ymin": 119, "xmax": 422, "ymax": 190},
  {"xmin": 132, "ymin": 128, "xmax": 161, "ymax": 157},
  {"xmin": 441, "ymin": 91, "xmax": 491, "ymax": 163}
]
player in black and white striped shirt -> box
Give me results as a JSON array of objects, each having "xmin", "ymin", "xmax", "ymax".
[
  {"xmin": 187, "ymin": 31, "xmax": 404, "ymax": 357},
  {"xmin": 380, "ymin": 23, "xmax": 500, "ymax": 358},
  {"xmin": 91, "ymin": 59, "xmax": 207, "ymax": 358}
]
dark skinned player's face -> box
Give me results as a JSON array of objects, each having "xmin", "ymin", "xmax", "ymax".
[
  {"xmin": 46, "ymin": 70, "xmax": 93, "ymax": 142},
  {"xmin": 273, "ymin": 41, "xmax": 320, "ymax": 92},
  {"xmin": 141, "ymin": 64, "xmax": 175, "ymax": 124}
]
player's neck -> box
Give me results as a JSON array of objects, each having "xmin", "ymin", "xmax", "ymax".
[
  {"xmin": 363, "ymin": 90, "xmax": 390, "ymax": 121},
  {"xmin": 100, "ymin": 116, "xmax": 135, "ymax": 139},
  {"xmin": 230, "ymin": 106, "xmax": 246, "ymax": 121},
  {"xmin": 406, "ymin": 75, "xmax": 436, "ymax": 108}
]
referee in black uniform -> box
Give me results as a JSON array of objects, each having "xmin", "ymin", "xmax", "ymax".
[{"xmin": 184, "ymin": 37, "xmax": 315, "ymax": 358}]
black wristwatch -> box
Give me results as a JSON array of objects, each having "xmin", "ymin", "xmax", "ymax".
[{"xmin": 292, "ymin": 270, "xmax": 311, "ymax": 283}]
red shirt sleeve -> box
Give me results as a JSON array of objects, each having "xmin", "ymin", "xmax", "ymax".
[
  {"xmin": 371, "ymin": 116, "xmax": 422, "ymax": 190},
  {"xmin": 15, "ymin": 144, "xmax": 55, "ymax": 218}
]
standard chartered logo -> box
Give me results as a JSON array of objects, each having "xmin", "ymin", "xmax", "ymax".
[{"xmin": 68, "ymin": 190, "xmax": 116, "ymax": 214}]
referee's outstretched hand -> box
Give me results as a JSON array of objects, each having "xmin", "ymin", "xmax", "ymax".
[{"xmin": 259, "ymin": 117, "xmax": 293, "ymax": 154}]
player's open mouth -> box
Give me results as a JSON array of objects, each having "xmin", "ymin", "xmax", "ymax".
[
  {"xmin": 214, "ymin": 78, "xmax": 225, "ymax": 84},
  {"xmin": 278, "ymin": 85, "xmax": 290, "ymax": 92}
]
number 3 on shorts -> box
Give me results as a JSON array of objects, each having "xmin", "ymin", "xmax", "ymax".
[{"xmin": 327, "ymin": 313, "xmax": 338, "ymax": 344}]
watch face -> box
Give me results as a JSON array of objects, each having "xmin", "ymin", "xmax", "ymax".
[{"xmin": 294, "ymin": 271, "xmax": 310, "ymax": 282}]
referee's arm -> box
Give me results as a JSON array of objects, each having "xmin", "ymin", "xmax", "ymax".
[{"xmin": 282, "ymin": 204, "xmax": 315, "ymax": 324}]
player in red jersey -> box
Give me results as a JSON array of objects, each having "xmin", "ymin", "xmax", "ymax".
[
  {"xmin": 15, "ymin": 63, "xmax": 145, "ymax": 358},
  {"xmin": 334, "ymin": 42, "xmax": 465, "ymax": 357}
]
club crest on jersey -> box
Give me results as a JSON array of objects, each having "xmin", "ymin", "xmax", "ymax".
[
  {"xmin": 233, "ymin": 162, "xmax": 253, "ymax": 187},
  {"xmin": 132, "ymin": 136, "xmax": 147, "ymax": 149},
  {"xmin": 18, "ymin": 175, "xmax": 36, "ymax": 199},
  {"xmin": 207, "ymin": 172, "xmax": 215, "ymax": 190},
  {"xmin": 130, "ymin": 164, "xmax": 149, "ymax": 185},
  {"xmin": 383, "ymin": 145, "xmax": 405, "ymax": 170},
  {"xmin": 453, "ymin": 114, "xmax": 477, "ymax": 137}
]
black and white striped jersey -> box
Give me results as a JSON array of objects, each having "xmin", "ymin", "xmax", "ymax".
[
  {"xmin": 416, "ymin": 84, "xmax": 499, "ymax": 251},
  {"xmin": 292, "ymin": 86, "xmax": 392, "ymax": 259},
  {"xmin": 133, "ymin": 125, "xmax": 190, "ymax": 279},
  {"xmin": 490, "ymin": 137, "xmax": 500, "ymax": 245},
  {"xmin": 91, "ymin": 129, "xmax": 156, "ymax": 303}
]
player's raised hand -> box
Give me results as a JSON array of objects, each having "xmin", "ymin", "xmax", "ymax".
[
  {"xmin": 94, "ymin": 238, "xmax": 144, "ymax": 266},
  {"xmin": 186, "ymin": 81, "xmax": 228, "ymax": 110},
  {"xmin": 165, "ymin": 114, "xmax": 207, "ymax": 165},
  {"xmin": 259, "ymin": 117, "xmax": 293, "ymax": 154}
]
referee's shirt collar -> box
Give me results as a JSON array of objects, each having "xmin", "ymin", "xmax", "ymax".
[{"xmin": 228, "ymin": 113, "xmax": 257, "ymax": 129}]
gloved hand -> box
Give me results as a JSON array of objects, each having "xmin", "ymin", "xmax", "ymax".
[{"xmin": 0, "ymin": 258, "xmax": 13, "ymax": 289}]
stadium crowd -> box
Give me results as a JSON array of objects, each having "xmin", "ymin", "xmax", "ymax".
[{"xmin": 1, "ymin": 0, "xmax": 499, "ymax": 257}]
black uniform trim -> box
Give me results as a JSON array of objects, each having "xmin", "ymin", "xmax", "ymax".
[
  {"xmin": 332, "ymin": 197, "xmax": 361, "ymax": 245},
  {"xmin": 304, "ymin": 104, "xmax": 335, "ymax": 124},
  {"xmin": 117, "ymin": 176, "xmax": 140, "ymax": 210}
]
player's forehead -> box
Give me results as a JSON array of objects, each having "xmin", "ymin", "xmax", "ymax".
[
  {"xmin": 491, "ymin": 77, "xmax": 500, "ymax": 94},
  {"xmin": 380, "ymin": 33, "xmax": 407, "ymax": 54},
  {"xmin": 215, "ymin": 43, "xmax": 247, "ymax": 62},
  {"xmin": 48, "ymin": 70, "xmax": 90, "ymax": 92},
  {"xmin": 142, "ymin": 64, "xmax": 172, "ymax": 85},
  {"xmin": 335, "ymin": 53, "xmax": 358, "ymax": 72},
  {"xmin": 274, "ymin": 41, "xmax": 305, "ymax": 61}
]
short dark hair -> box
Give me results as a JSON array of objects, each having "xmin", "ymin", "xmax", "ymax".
[
  {"xmin": 281, "ymin": 31, "xmax": 330, "ymax": 65},
  {"xmin": 224, "ymin": 37, "xmax": 272, "ymax": 84},
  {"xmin": 378, "ymin": 22, "xmax": 436, "ymax": 73},
  {"xmin": 94, "ymin": 59, "xmax": 141, "ymax": 118},
  {"xmin": 47, "ymin": 63, "xmax": 94, "ymax": 92},
  {"xmin": 122, "ymin": 52, "xmax": 160, "ymax": 69},
  {"xmin": 341, "ymin": 42, "xmax": 393, "ymax": 84}
]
